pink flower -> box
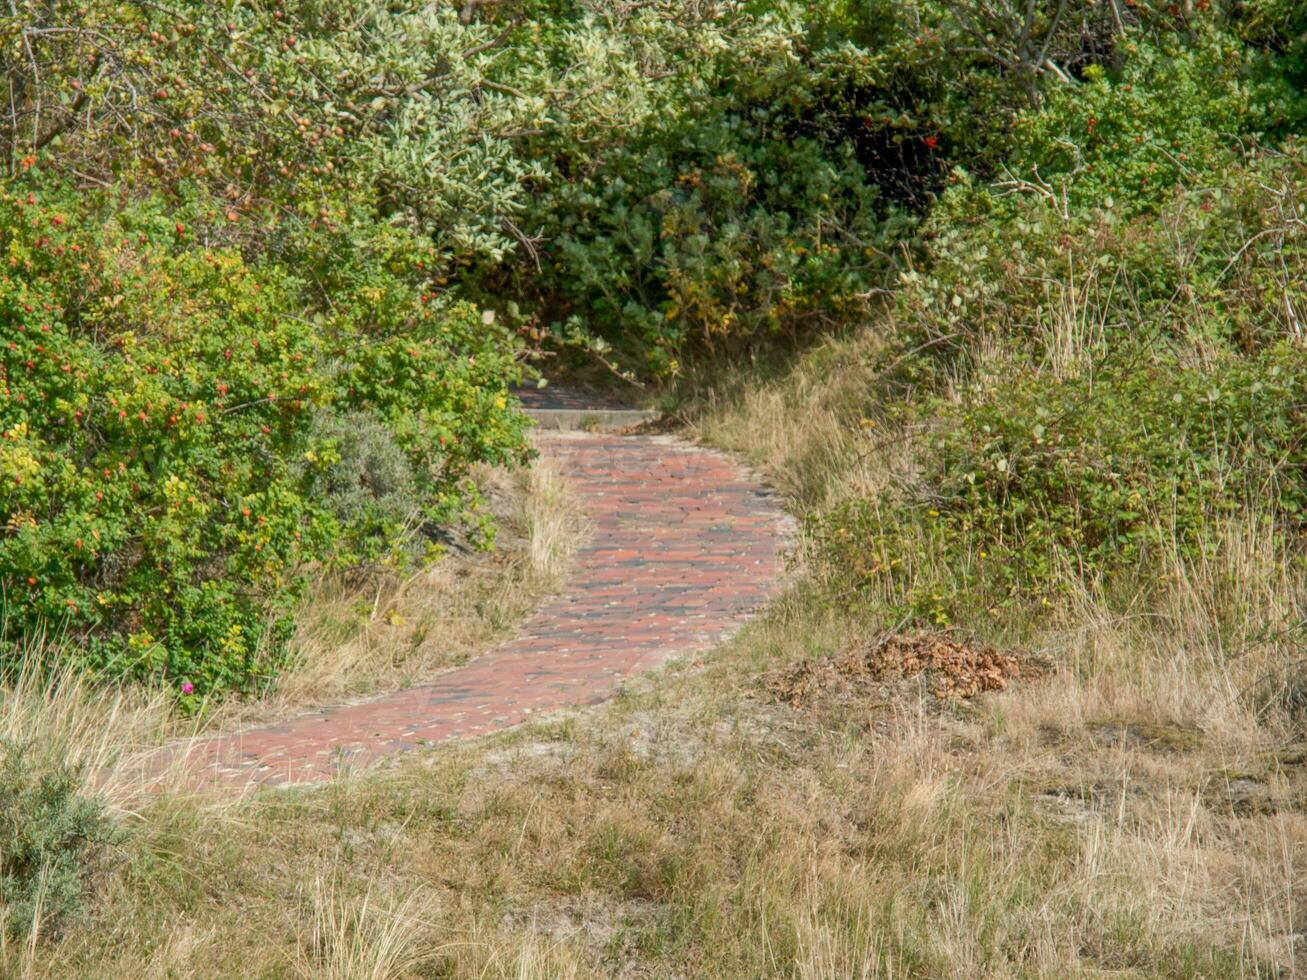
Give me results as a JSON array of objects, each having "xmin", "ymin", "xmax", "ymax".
[{"xmin": 180, "ymin": 681, "xmax": 194, "ymax": 695}]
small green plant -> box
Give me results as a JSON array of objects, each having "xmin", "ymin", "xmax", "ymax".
[
  {"xmin": 300, "ymin": 409, "xmax": 420, "ymax": 563},
  {"xmin": 0, "ymin": 740, "xmax": 115, "ymax": 941}
]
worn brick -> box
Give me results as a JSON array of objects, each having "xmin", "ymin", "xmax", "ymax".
[{"xmin": 145, "ymin": 430, "xmax": 789, "ymax": 790}]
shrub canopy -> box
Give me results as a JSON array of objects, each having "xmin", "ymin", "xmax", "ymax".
[{"xmin": 2, "ymin": 0, "xmax": 1305, "ymax": 692}]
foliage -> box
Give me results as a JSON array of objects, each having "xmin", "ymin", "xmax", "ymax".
[
  {"xmin": 900, "ymin": 148, "xmax": 1307, "ymax": 369},
  {"xmin": 0, "ymin": 0, "xmax": 1304, "ymax": 690},
  {"xmin": 0, "ymin": 0, "xmax": 548, "ymax": 272},
  {"xmin": 1239, "ymin": 0, "xmax": 1307, "ymax": 92},
  {"xmin": 299, "ymin": 410, "xmax": 418, "ymax": 562},
  {"xmin": 479, "ymin": 0, "xmax": 1307, "ymax": 375},
  {"xmin": 0, "ymin": 183, "xmax": 527, "ymax": 699},
  {"xmin": 0, "ymin": 740, "xmax": 115, "ymax": 940},
  {"xmin": 478, "ymin": 1, "xmax": 948, "ymax": 375},
  {"xmin": 820, "ymin": 344, "xmax": 1307, "ymax": 619},
  {"xmin": 818, "ymin": 144, "xmax": 1307, "ymax": 623},
  {"xmin": 3, "ymin": 0, "xmax": 1300, "ymax": 382},
  {"xmin": 999, "ymin": 33, "xmax": 1295, "ymax": 214},
  {"xmin": 529, "ymin": 112, "xmax": 902, "ymax": 375}
]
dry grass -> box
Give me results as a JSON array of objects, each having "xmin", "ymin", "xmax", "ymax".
[
  {"xmin": 0, "ymin": 639, "xmax": 247, "ymax": 977},
  {"xmin": 684, "ymin": 330, "xmax": 910, "ymax": 511},
  {"xmin": 25, "ymin": 580, "xmax": 1302, "ymax": 977},
  {"xmin": 0, "ymin": 639, "xmax": 170, "ymax": 792},
  {"xmin": 5, "ymin": 333, "xmax": 1304, "ymax": 977},
  {"xmin": 0, "ymin": 634, "xmax": 217, "ymax": 811},
  {"xmin": 292, "ymin": 877, "xmax": 439, "ymax": 980},
  {"xmin": 10, "ymin": 574, "xmax": 1304, "ymax": 976}
]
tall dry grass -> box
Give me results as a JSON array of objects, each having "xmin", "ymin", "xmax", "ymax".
[
  {"xmin": 0, "ymin": 633, "xmax": 205, "ymax": 809},
  {"xmin": 0, "ymin": 633, "xmax": 242, "ymax": 979},
  {"xmin": 292, "ymin": 877, "xmax": 439, "ymax": 980},
  {"xmin": 685, "ymin": 330, "xmax": 914, "ymax": 511}
]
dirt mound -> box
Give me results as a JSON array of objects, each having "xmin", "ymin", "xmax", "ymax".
[{"xmin": 769, "ymin": 630, "xmax": 1031, "ymax": 707}]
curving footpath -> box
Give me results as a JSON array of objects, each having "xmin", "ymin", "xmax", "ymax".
[{"xmin": 163, "ymin": 428, "xmax": 788, "ymax": 789}]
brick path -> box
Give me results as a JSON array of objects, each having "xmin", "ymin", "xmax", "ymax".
[{"xmin": 162, "ymin": 430, "xmax": 788, "ymax": 789}]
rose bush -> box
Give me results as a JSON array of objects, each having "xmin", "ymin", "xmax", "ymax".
[{"xmin": 0, "ymin": 183, "xmax": 527, "ymax": 700}]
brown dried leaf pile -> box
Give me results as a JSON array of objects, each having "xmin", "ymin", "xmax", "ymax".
[{"xmin": 769, "ymin": 630, "xmax": 1028, "ymax": 707}]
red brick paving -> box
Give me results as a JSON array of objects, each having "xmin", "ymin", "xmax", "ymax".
[{"xmin": 160, "ymin": 431, "xmax": 788, "ymax": 789}]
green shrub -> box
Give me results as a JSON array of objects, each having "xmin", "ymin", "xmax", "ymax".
[
  {"xmin": 532, "ymin": 116, "xmax": 900, "ymax": 375},
  {"xmin": 0, "ymin": 183, "xmax": 528, "ymax": 700},
  {"xmin": 0, "ymin": 0, "xmax": 550, "ymax": 276},
  {"xmin": 899, "ymin": 149, "xmax": 1307, "ymax": 369},
  {"xmin": 490, "ymin": 1, "xmax": 943, "ymax": 376},
  {"xmin": 0, "ymin": 740, "xmax": 115, "ymax": 940},
  {"xmin": 301, "ymin": 409, "xmax": 419, "ymax": 562},
  {"xmin": 479, "ymin": 0, "xmax": 1307, "ymax": 378},
  {"xmin": 1000, "ymin": 34, "xmax": 1294, "ymax": 214},
  {"xmin": 1239, "ymin": 0, "xmax": 1307, "ymax": 100},
  {"xmin": 9, "ymin": 0, "xmax": 1296, "ymax": 386},
  {"xmin": 819, "ymin": 344, "xmax": 1307, "ymax": 619}
]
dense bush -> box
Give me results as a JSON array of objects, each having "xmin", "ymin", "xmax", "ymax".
[
  {"xmin": 818, "ymin": 95, "xmax": 1307, "ymax": 622},
  {"xmin": 1239, "ymin": 0, "xmax": 1307, "ymax": 93},
  {"xmin": 6, "ymin": 0, "xmax": 1297, "ymax": 382},
  {"xmin": 821, "ymin": 343, "xmax": 1307, "ymax": 618},
  {"xmin": 0, "ymin": 183, "xmax": 527, "ymax": 698},
  {"xmin": 487, "ymin": 1, "xmax": 947, "ymax": 375},
  {"xmin": 0, "ymin": 741, "xmax": 114, "ymax": 940},
  {"xmin": 934, "ymin": 345, "xmax": 1307, "ymax": 562},
  {"xmin": 1000, "ymin": 34, "xmax": 1293, "ymax": 213},
  {"xmin": 529, "ymin": 112, "xmax": 902, "ymax": 375},
  {"xmin": 0, "ymin": 0, "xmax": 553, "ymax": 272},
  {"xmin": 0, "ymin": 0, "xmax": 569, "ymax": 698},
  {"xmin": 472, "ymin": 0, "xmax": 1307, "ymax": 376},
  {"xmin": 899, "ymin": 148, "xmax": 1307, "ymax": 373}
]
